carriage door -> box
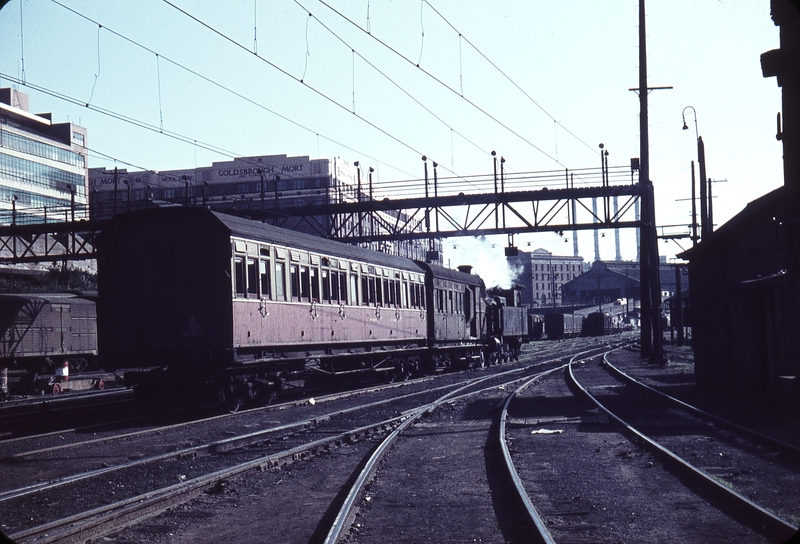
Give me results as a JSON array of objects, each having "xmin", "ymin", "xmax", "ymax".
[
  {"xmin": 52, "ymin": 303, "xmax": 69, "ymax": 354},
  {"xmin": 465, "ymin": 288, "xmax": 476, "ymax": 337}
]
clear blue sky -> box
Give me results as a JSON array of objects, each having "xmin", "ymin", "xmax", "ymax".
[{"xmin": 0, "ymin": 0, "xmax": 783, "ymax": 284}]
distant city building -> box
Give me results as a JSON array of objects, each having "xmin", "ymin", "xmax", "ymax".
[
  {"xmin": 562, "ymin": 260, "xmax": 688, "ymax": 306},
  {"xmin": 562, "ymin": 261, "xmax": 640, "ymax": 306},
  {"xmin": 507, "ymin": 249, "xmax": 584, "ymax": 308},
  {"xmin": 90, "ymin": 154, "xmax": 438, "ymax": 262},
  {"xmin": 0, "ymin": 88, "xmax": 89, "ymax": 225}
]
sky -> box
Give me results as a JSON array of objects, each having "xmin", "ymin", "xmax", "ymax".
[{"xmin": 0, "ymin": 0, "xmax": 785, "ymax": 286}]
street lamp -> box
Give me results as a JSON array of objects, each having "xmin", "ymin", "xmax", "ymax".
[
  {"xmin": 182, "ymin": 175, "xmax": 190, "ymax": 207},
  {"xmin": 682, "ymin": 106, "xmax": 710, "ymax": 240}
]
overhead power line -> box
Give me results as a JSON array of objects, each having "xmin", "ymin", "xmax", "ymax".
[
  {"xmin": 317, "ymin": 0, "xmax": 575, "ymax": 167},
  {"xmin": 161, "ymin": 0, "xmax": 452, "ymax": 175},
  {"xmin": 421, "ymin": 0, "xmax": 599, "ymax": 157},
  {"xmin": 48, "ymin": 0, "xmax": 416, "ymax": 179}
]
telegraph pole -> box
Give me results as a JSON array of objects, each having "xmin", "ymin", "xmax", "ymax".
[{"xmin": 635, "ymin": 0, "xmax": 669, "ymax": 361}]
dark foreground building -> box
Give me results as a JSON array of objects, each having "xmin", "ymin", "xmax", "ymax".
[
  {"xmin": 681, "ymin": 0, "xmax": 800, "ymax": 412},
  {"xmin": 680, "ymin": 188, "xmax": 789, "ymax": 401}
]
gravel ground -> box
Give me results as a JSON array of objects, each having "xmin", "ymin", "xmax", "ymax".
[
  {"xmin": 507, "ymin": 358, "xmax": 774, "ymax": 543},
  {"xmin": 95, "ymin": 439, "xmax": 380, "ymax": 544},
  {"xmin": 15, "ymin": 338, "xmax": 796, "ymax": 543},
  {"xmin": 608, "ymin": 345, "xmax": 800, "ymax": 448},
  {"xmin": 347, "ymin": 396, "xmax": 516, "ymax": 543}
]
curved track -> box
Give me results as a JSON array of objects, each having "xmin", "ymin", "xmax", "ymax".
[
  {"xmin": 2, "ymin": 338, "xmax": 619, "ymax": 543},
  {"xmin": 564, "ymin": 352, "xmax": 799, "ymax": 542}
]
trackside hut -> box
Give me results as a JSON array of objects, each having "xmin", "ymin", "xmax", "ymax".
[{"xmin": 679, "ymin": 187, "xmax": 796, "ymax": 409}]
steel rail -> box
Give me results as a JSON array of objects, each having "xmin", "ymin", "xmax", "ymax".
[
  {"xmin": 0, "ymin": 354, "xmax": 559, "ymax": 503},
  {"xmin": 6, "ymin": 337, "xmax": 625, "ymax": 542},
  {"xmin": 601, "ymin": 353, "xmax": 800, "ymax": 456},
  {"xmin": 320, "ymin": 341, "xmax": 634, "ymax": 544},
  {"xmin": 12, "ymin": 360, "xmax": 559, "ymax": 544},
  {"xmin": 566, "ymin": 358, "xmax": 799, "ymax": 543},
  {"xmin": 496, "ymin": 343, "xmax": 634, "ymax": 544},
  {"xmin": 9, "ymin": 417, "xmax": 404, "ymax": 544}
]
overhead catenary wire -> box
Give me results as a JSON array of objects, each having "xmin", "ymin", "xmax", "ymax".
[
  {"xmin": 291, "ymin": 0, "xmax": 491, "ymax": 186},
  {"xmin": 161, "ymin": 0, "xmax": 453, "ymax": 176},
  {"xmin": 0, "ymin": 72, "xmax": 384, "ymax": 188},
  {"xmin": 316, "ymin": 0, "xmax": 564, "ymax": 169},
  {"xmin": 42, "ymin": 0, "xmax": 419, "ymax": 179},
  {"xmin": 421, "ymin": 0, "xmax": 599, "ymax": 158}
]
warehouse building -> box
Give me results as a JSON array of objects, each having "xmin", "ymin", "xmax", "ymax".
[{"xmin": 89, "ymin": 154, "xmax": 436, "ymax": 261}]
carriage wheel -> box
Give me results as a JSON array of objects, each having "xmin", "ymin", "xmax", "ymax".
[{"xmin": 217, "ymin": 384, "xmax": 242, "ymax": 413}]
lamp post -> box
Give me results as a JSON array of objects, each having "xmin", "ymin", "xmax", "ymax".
[
  {"xmin": 368, "ymin": 166, "xmax": 374, "ymax": 236},
  {"xmin": 354, "ymin": 161, "xmax": 362, "ymax": 238},
  {"xmin": 257, "ymin": 169, "xmax": 266, "ymax": 223},
  {"xmin": 113, "ymin": 166, "xmax": 119, "ymax": 217},
  {"xmin": 682, "ymin": 106, "xmax": 710, "ymax": 240},
  {"xmin": 182, "ymin": 175, "xmax": 190, "ymax": 207}
]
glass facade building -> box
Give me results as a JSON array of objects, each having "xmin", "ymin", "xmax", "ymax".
[{"xmin": 0, "ymin": 88, "xmax": 89, "ymax": 225}]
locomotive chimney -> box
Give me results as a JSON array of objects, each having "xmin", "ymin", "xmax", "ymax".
[{"xmin": 457, "ymin": 265, "xmax": 473, "ymax": 274}]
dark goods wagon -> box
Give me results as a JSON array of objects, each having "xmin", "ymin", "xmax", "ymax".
[
  {"xmin": 582, "ymin": 312, "xmax": 611, "ymax": 336},
  {"xmin": 528, "ymin": 314, "xmax": 545, "ymax": 340},
  {"xmin": 544, "ymin": 312, "xmax": 583, "ymax": 340},
  {"xmin": 97, "ymin": 208, "xmax": 431, "ymax": 409},
  {"xmin": 0, "ymin": 293, "xmax": 97, "ymax": 373}
]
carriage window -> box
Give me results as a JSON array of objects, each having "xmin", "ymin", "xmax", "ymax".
[
  {"xmin": 290, "ymin": 265, "xmax": 300, "ymax": 300},
  {"xmin": 247, "ymin": 259, "xmax": 258, "ymax": 297},
  {"xmin": 361, "ymin": 276, "xmax": 369, "ymax": 306},
  {"xmin": 340, "ymin": 273, "xmax": 348, "ymax": 304},
  {"xmin": 369, "ymin": 277, "xmax": 377, "ymax": 305},
  {"xmin": 275, "ymin": 262, "xmax": 286, "ymax": 300},
  {"xmin": 376, "ymin": 278, "xmax": 383, "ymax": 306},
  {"xmin": 331, "ymin": 270, "xmax": 345, "ymax": 303},
  {"xmin": 394, "ymin": 281, "xmax": 401, "ymax": 307},
  {"xmin": 234, "ymin": 257, "xmax": 246, "ymax": 297},
  {"xmin": 310, "ymin": 267, "xmax": 320, "ymax": 301},
  {"xmin": 322, "ymin": 270, "xmax": 331, "ymax": 302},
  {"xmin": 330, "ymin": 271, "xmax": 339, "ymax": 302},
  {"xmin": 300, "ymin": 266, "xmax": 310, "ymax": 300},
  {"xmin": 350, "ymin": 274, "xmax": 358, "ymax": 305},
  {"xmin": 260, "ymin": 260, "xmax": 271, "ymax": 299}
]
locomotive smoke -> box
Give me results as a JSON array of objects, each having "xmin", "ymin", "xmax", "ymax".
[{"xmin": 446, "ymin": 237, "xmax": 522, "ymax": 289}]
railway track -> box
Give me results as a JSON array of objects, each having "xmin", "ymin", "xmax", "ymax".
[
  {"xmin": 9, "ymin": 336, "xmax": 797, "ymax": 543},
  {"xmin": 580, "ymin": 352, "xmax": 800, "ymax": 539},
  {"xmin": 1, "ymin": 337, "xmax": 621, "ymax": 543},
  {"xmin": 0, "ymin": 387, "xmax": 136, "ymax": 439},
  {"xmin": 500, "ymin": 347, "xmax": 799, "ymax": 543}
]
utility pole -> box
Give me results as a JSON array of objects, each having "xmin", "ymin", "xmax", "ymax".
[
  {"xmin": 698, "ymin": 136, "xmax": 709, "ymax": 239},
  {"xmin": 634, "ymin": 0, "xmax": 670, "ymax": 361}
]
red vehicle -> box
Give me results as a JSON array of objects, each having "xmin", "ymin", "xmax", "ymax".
[{"xmin": 97, "ymin": 208, "xmax": 510, "ymax": 409}]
